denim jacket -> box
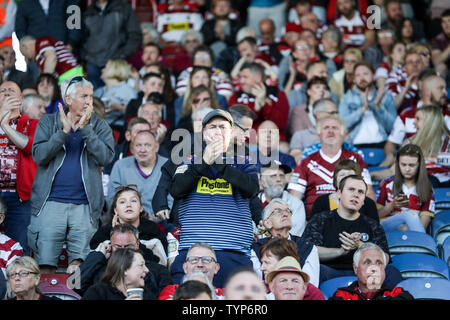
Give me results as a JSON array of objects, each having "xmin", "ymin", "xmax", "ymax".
[{"xmin": 338, "ymin": 87, "xmax": 397, "ymax": 142}]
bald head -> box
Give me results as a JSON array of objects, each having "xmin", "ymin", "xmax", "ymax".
[
  {"xmin": 0, "ymin": 81, "xmax": 21, "ymax": 98},
  {"xmin": 258, "ymin": 120, "xmax": 280, "ymax": 152},
  {"xmin": 421, "ymin": 75, "xmax": 447, "ymax": 106}
]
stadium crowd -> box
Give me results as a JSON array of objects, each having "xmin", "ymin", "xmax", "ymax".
[{"xmin": 0, "ymin": 0, "xmax": 449, "ymax": 301}]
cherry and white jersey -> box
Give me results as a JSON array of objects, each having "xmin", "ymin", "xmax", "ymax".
[
  {"xmin": 0, "ymin": 233, "xmax": 23, "ymax": 278},
  {"xmin": 156, "ymin": 4, "xmax": 203, "ymax": 43},
  {"xmin": 0, "ymin": 119, "xmax": 18, "ymax": 192},
  {"xmin": 377, "ymin": 177, "xmax": 435, "ymax": 217},
  {"xmin": 388, "ymin": 105, "xmax": 420, "ymax": 145},
  {"xmin": 175, "ymin": 66, "xmax": 233, "ymax": 98},
  {"xmin": 35, "ymin": 36, "xmax": 80, "ymax": 78},
  {"xmin": 426, "ymin": 135, "xmax": 450, "ymax": 183},
  {"xmin": 288, "ymin": 148, "xmax": 372, "ymax": 218},
  {"xmin": 388, "ymin": 103, "xmax": 450, "ymax": 145},
  {"xmin": 385, "ymin": 66, "xmax": 420, "ymax": 113},
  {"xmin": 334, "ymin": 12, "xmax": 368, "ymax": 48}
]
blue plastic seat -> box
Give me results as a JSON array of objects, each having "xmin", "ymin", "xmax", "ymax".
[
  {"xmin": 434, "ymin": 188, "xmax": 450, "ymax": 210},
  {"xmin": 430, "ymin": 210, "xmax": 450, "ymax": 246},
  {"xmin": 360, "ymin": 148, "xmax": 385, "ymax": 166},
  {"xmin": 397, "ymin": 278, "xmax": 450, "ymax": 300},
  {"xmin": 442, "ymin": 237, "xmax": 450, "ymax": 266},
  {"xmin": 319, "ymin": 276, "xmax": 357, "ymax": 300},
  {"xmin": 391, "ymin": 253, "xmax": 450, "ymax": 279},
  {"xmin": 386, "ymin": 231, "xmax": 438, "ymax": 257}
]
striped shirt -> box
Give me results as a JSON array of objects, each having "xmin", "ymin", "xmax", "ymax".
[
  {"xmin": 175, "ymin": 67, "xmax": 233, "ymax": 98},
  {"xmin": 385, "ymin": 66, "xmax": 419, "ymax": 113},
  {"xmin": 175, "ymin": 155, "xmax": 256, "ymax": 256},
  {"xmin": 35, "ymin": 36, "xmax": 80, "ymax": 78},
  {"xmin": 0, "ymin": 233, "xmax": 23, "ymax": 278}
]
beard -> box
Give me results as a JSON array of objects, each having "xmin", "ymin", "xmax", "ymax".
[
  {"xmin": 265, "ymin": 183, "xmax": 285, "ymax": 199},
  {"xmin": 356, "ymin": 81, "xmax": 370, "ymax": 92}
]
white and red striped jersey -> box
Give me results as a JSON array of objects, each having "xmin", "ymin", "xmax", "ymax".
[
  {"xmin": 288, "ymin": 148, "xmax": 372, "ymax": 218},
  {"xmin": 0, "ymin": 233, "xmax": 23, "ymax": 278},
  {"xmin": 385, "ymin": 66, "xmax": 420, "ymax": 112},
  {"xmin": 0, "ymin": 119, "xmax": 18, "ymax": 192},
  {"xmin": 388, "ymin": 103, "xmax": 450, "ymax": 145},
  {"xmin": 426, "ymin": 135, "xmax": 450, "ymax": 183},
  {"xmin": 388, "ymin": 104, "xmax": 420, "ymax": 145},
  {"xmin": 156, "ymin": 5, "xmax": 203, "ymax": 43},
  {"xmin": 377, "ymin": 177, "xmax": 435, "ymax": 217},
  {"xmin": 334, "ymin": 12, "xmax": 368, "ymax": 48},
  {"xmin": 35, "ymin": 36, "xmax": 80, "ymax": 78},
  {"xmin": 175, "ymin": 66, "xmax": 233, "ymax": 98}
]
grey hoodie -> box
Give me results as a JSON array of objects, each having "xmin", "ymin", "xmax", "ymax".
[{"xmin": 31, "ymin": 109, "xmax": 115, "ymax": 223}]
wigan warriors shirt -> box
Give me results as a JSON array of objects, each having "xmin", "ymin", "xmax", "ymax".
[{"xmin": 288, "ymin": 149, "xmax": 372, "ymax": 219}]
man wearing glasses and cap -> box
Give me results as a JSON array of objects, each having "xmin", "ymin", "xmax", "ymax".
[
  {"xmin": 169, "ymin": 109, "xmax": 259, "ymax": 288},
  {"xmin": 29, "ymin": 76, "xmax": 115, "ymax": 274}
]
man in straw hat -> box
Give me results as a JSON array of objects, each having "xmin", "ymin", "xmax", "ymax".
[{"xmin": 266, "ymin": 256, "xmax": 310, "ymax": 300}]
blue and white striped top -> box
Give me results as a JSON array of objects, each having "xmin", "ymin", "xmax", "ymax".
[{"xmin": 175, "ymin": 155, "xmax": 257, "ymax": 256}]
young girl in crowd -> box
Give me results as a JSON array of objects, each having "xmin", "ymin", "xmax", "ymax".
[
  {"xmin": 90, "ymin": 185, "xmax": 168, "ymax": 265},
  {"xmin": 377, "ymin": 144, "xmax": 435, "ymax": 232}
]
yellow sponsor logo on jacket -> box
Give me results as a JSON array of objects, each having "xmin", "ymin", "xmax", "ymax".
[{"xmin": 197, "ymin": 177, "xmax": 232, "ymax": 195}]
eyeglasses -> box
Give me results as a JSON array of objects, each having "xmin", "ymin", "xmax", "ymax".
[
  {"xmin": 186, "ymin": 256, "xmax": 216, "ymax": 264},
  {"xmin": 267, "ymin": 208, "xmax": 292, "ymax": 218},
  {"xmin": 234, "ymin": 122, "xmax": 251, "ymax": 134},
  {"xmin": 64, "ymin": 76, "xmax": 84, "ymax": 96},
  {"xmin": 115, "ymin": 184, "xmax": 138, "ymax": 192},
  {"xmin": 419, "ymin": 51, "xmax": 430, "ymax": 57},
  {"xmin": 193, "ymin": 97, "xmax": 211, "ymax": 104},
  {"xmin": 7, "ymin": 271, "xmax": 38, "ymax": 280}
]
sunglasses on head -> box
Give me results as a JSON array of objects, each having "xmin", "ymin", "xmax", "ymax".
[{"xmin": 65, "ymin": 76, "xmax": 84, "ymax": 97}]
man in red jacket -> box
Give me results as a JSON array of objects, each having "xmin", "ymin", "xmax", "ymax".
[
  {"xmin": 228, "ymin": 62, "xmax": 289, "ymax": 141},
  {"xmin": 0, "ymin": 81, "xmax": 38, "ymax": 255},
  {"xmin": 330, "ymin": 242, "xmax": 414, "ymax": 300}
]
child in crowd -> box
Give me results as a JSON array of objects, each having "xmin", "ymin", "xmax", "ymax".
[{"xmin": 376, "ymin": 144, "xmax": 435, "ymax": 232}]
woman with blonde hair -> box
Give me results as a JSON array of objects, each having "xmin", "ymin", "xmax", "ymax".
[
  {"xmin": 371, "ymin": 104, "xmax": 450, "ymax": 186},
  {"xmin": 94, "ymin": 59, "xmax": 137, "ymax": 118},
  {"xmin": 7, "ymin": 256, "xmax": 59, "ymax": 300},
  {"xmin": 411, "ymin": 104, "xmax": 450, "ymax": 187}
]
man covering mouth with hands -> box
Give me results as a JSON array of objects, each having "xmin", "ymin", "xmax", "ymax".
[{"xmin": 169, "ymin": 109, "xmax": 259, "ymax": 288}]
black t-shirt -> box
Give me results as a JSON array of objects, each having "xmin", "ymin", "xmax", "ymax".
[{"xmin": 303, "ymin": 210, "xmax": 389, "ymax": 270}]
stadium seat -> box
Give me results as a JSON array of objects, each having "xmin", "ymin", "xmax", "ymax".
[
  {"xmin": 360, "ymin": 148, "xmax": 385, "ymax": 166},
  {"xmin": 442, "ymin": 237, "xmax": 450, "ymax": 267},
  {"xmin": 430, "ymin": 210, "xmax": 450, "ymax": 246},
  {"xmin": 434, "ymin": 188, "xmax": 450, "ymax": 210},
  {"xmin": 319, "ymin": 276, "xmax": 357, "ymax": 300},
  {"xmin": 397, "ymin": 278, "xmax": 450, "ymax": 300},
  {"xmin": 391, "ymin": 253, "xmax": 450, "ymax": 280},
  {"xmin": 39, "ymin": 273, "xmax": 81, "ymax": 300},
  {"xmin": 386, "ymin": 230, "xmax": 438, "ymax": 256}
]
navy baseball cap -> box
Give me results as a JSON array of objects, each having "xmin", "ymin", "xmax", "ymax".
[{"xmin": 202, "ymin": 109, "xmax": 234, "ymax": 128}]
